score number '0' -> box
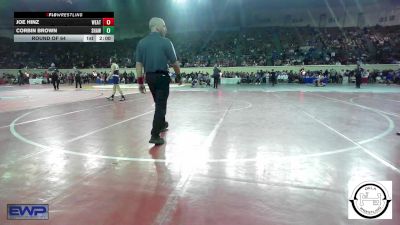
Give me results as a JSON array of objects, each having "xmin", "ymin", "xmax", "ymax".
[{"xmin": 102, "ymin": 18, "xmax": 114, "ymax": 26}]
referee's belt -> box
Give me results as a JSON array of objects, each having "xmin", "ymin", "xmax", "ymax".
[{"xmin": 148, "ymin": 70, "xmax": 169, "ymax": 75}]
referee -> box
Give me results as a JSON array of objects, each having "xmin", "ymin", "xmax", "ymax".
[
  {"xmin": 213, "ymin": 65, "xmax": 221, "ymax": 89},
  {"xmin": 49, "ymin": 63, "xmax": 59, "ymax": 90},
  {"xmin": 135, "ymin": 17, "xmax": 181, "ymax": 145},
  {"xmin": 73, "ymin": 66, "xmax": 82, "ymax": 89}
]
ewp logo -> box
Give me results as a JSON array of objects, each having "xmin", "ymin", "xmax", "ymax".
[{"xmin": 7, "ymin": 204, "xmax": 49, "ymax": 220}]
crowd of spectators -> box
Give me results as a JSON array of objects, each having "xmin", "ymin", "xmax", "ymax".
[
  {"xmin": 0, "ymin": 70, "xmax": 137, "ymax": 85},
  {"xmin": 179, "ymin": 68, "xmax": 400, "ymax": 85},
  {"xmin": 235, "ymin": 68, "xmax": 400, "ymax": 85},
  {"xmin": 0, "ymin": 26, "xmax": 399, "ymax": 70},
  {"xmin": 174, "ymin": 26, "xmax": 400, "ymax": 67},
  {"xmin": 1, "ymin": 67, "xmax": 399, "ymax": 86}
]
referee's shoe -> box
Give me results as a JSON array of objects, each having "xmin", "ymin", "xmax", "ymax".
[
  {"xmin": 397, "ymin": 132, "xmax": 400, "ymax": 135},
  {"xmin": 149, "ymin": 122, "xmax": 169, "ymax": 145},
  {"xmin": 149, "ymin": 136, "xmax": 164, "ymax": 145}
]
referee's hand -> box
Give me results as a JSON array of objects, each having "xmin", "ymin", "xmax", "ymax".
[{"xmin": 139, "ymin": 84, "xmax": 146, "ymax": 94}]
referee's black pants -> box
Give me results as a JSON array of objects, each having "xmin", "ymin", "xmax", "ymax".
[
  {"xmin": 52, "ymin": 79, "xmax": 59, "ymax": 90},
  {"xmin": 146, "ymin": 72, "xmax": 170, "ymax": 138},
  {"xmin": 214, "ymin": 78, "xmax": 219, "ymax": 88},
  {"xmin": 356, "ymin": 77, "xmax": 361, "ymax": 88},
  {"xmin": 76, "ymin": 78, "xmax": 82, "ymax": 88}
]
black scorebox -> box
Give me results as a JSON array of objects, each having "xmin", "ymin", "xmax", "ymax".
[{"xmin": 14, "ymin": 12, "xmax": 114, "ymax": 42}]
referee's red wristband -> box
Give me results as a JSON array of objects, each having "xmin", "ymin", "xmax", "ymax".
[{"xmin": 138, "ymin": 76, "xmax": 144, "ymax": 85}]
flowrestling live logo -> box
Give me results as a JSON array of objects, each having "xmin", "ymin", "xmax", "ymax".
[
  {"xmin": 348, "ymin": 181, "xmax": 392, "ymax": 219},
  {"xmin": 7, "ymin": 204, "xmax": 49, "ymax": 220}
]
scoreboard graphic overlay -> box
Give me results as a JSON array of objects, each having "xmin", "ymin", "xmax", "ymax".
[{"xmin": 14, "ymin": 12, "xmax": 114, "ymax": 42}]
